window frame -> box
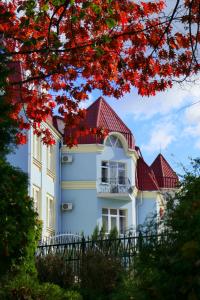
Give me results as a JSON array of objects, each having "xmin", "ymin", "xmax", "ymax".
[
  {"xmin": 46, "ymin": 194, "xmax": 55, "ymax": 230},
  {"xmin": 105, "ymin": 135, "xmax": 123, "ymax": 148},
  {"xmin": 32, "ymin": 185, "xmax": 41, "ymax": 218},
  {"xmin": 46, "ymin": 145, "xmax": 55, "ymax": 173},
  {"xmin": 101, "ymin": 160, "xmax": 126, "ymax": 185},
  {"xmin": 33, "ymin": 134, "xmax": 41, "ymax": 162},
  {"xmin": 102, "ymin": 208, "xmax": 127, "ymax": 234}
]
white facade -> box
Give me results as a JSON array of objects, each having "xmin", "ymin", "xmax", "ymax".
[
  {"xmin": 8, "ymin": 126, "xmax": 165, "ymax": 238},
  {"xmin": 8, "ymin": 121, "xmax": 62, "ymax": 238}
]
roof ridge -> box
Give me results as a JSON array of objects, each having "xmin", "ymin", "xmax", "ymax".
[
  {"xmin": 96, "ymin": 97, "xmax": 103, "ymax": 127},
  {"xmin": 143, "ymin": 158, "xmax": 160, "ymax": 190},
  {"xmin": 137, "ymin": 157, "xmax": 159, "ymax": 191},
  {"xmin": 97, "ymin": 97, "xmax": 132, "ymax": 133},
  {"xmin": 159, "ymin": 154, "xmax": 164, "ymax": 177}
]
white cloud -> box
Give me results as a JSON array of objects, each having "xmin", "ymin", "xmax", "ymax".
[
  {"xmin": 142, "ymin": 121, "xmax": 176, "ymax": 153},
  {"xmin": 108, "ymin": 80, "xmax": 200, "ymax": 120},
  {"xmin": 183, "ymin": 102, "xmax": 200, "ymax": 149},
  {"xmin": 185, "ymin": 102, "xmax": 200, "ymax": 125},
  {"xmin": 195, "ymin": 140, "xmax": 200, "ymax": 150}
]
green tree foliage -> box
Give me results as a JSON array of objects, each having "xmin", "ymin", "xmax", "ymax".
[
  {"xmin": 0, "ymin": 273, "xmax": 82, "ymax": 300},
  {"xmin": 0, "ymin": 158, "xmax": 39, "ymax": 277},
  {"xmin": 0, "ymin": 60, "xmax": 40, "ymax": 278},
  {"xmin": 116, "ymin": 158, "xmax": 200, "ymax": 300},
  {"xmin": 0, "ymin": 60, "xmax": 19, "ymax": 157}
]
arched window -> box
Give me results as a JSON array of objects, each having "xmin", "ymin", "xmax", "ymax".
[{"xmin": 105, "ymin": 135, "xmax": 123, "ymax": 148}]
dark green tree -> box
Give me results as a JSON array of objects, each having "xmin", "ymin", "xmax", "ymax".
[{"xmin": 0, "ymin": 61, "xmax": 39, "ymax": 278}]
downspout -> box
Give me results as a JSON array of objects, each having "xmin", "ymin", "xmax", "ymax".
[
  {"xmin": 59, "ymin": 140, "xmax": 62, "ymax": 234},
  {"xmin": 136, "ymin": 190, "xmax": 143, "ymax": 231},
  {"xmin": 27, "ymin": 128, "xmax": 32, "ymax": 197}
]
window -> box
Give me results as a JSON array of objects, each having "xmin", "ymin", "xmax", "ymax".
[
  {"xmin": 102, "ymin": 208, "xmax": 127, "ymax": 234},
  {"xmin": 101, "ymin": 161, "xmax": 126, "ymax": 185},
  {"xmin": 47, "ymin": 145, "xmax": 55, "ymax": 172},
  {"xmin": 33, "ymin": 134, "xmax": 41, "ymax": 161},
  {"xmin": 46, "ymin": 194, "xmax": 55, "ymax": 229},
  {"xmin": 101, "ymin": 161, "xmax": 109, "ymax": 183},
  {"xmin": 105, "ymin": 135, "xmax": 123, "ymax": 148},
  {"xmin": 32, "ymin": 185, "xmax": 41, "ymax": 218}
]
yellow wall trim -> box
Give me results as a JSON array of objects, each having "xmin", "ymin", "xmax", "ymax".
[
  {"xmin": 137, "ymin": 191, "xmax": 159, "ymax": 199},
  {"xmin": 62, "ymin": 181, "xmax": 96, "ymax": 190},
  {"xmin": 62, "ymin": 144, "xmax": 104, "ymax": 153},
  {"xmin": 132, "ymin": 186, "xmax": 138, "ymax": 197}
]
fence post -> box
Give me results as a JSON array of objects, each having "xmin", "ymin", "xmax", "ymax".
[{"xmin": 81, "ymin": 236, "xmax": 86, "ymax": 256}]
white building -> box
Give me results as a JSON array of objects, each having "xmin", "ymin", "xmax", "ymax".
[{"xmin": 8, "ymin": 97, "xmax": 178, "ymax": 238}]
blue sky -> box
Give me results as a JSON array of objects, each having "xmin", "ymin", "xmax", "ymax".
[{"xmin": 84, "ymin": 79, "xmax": 200, "ymax": 175}]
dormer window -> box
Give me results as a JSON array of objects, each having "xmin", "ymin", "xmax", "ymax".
[{"xmin": 105, "ymin": 135, "xmax": 123, "ymax": 148}]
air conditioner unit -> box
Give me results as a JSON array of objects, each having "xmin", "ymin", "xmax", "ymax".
[
  {"xmin": 62, "ymin": 154, "xmax": 73, "ymax": 163},
  {"xmin": 61, "ymin": 203, "xmax": 73, "ymax": 211}
]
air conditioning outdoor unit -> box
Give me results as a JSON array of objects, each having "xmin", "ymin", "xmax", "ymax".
[
  {"xmin": 62, "ymin": 154, "xmax": 73, "ymax": 163},
  {"xmin": 61, "ymin": 203, "xmax": 73, "ymax": 211}
]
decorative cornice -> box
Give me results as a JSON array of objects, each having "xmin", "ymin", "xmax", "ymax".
[
  {"xmin": 62, "ymin": 144, "xmax": 104, "ymax": 153},
  {"xmin": 126, "ymin": 149, "xmax": 138, "ymax": 162},
  {"xmin": 33, "ymin": 157, "xmax": 42, "ymax": 169},
  {"xmin": 62, "ymin": 181, "xmax": 96, "ymax": 190},
  {"xmin": 47, "ymin": 169, "xmax": 56, "ymax": 180}
]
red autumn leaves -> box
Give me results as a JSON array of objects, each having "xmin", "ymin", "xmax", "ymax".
[{"xmin": 1, "ymin": 0, "xmax": 199, "ymax": 146}]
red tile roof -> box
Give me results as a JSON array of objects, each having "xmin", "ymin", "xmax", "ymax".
[
  {"xmin": 64, "ymin": 97, "xmax": 135, "ymax": 148},
  {"xmin": 151, "ymin": 154, "xmax": 178, "ymax": 189},
  {"xmin": 136, "ymin": 157, "xmax": 159, "ymax": 191}
]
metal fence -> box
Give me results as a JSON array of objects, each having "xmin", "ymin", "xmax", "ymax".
[{"xmin": 36, "ymin": 232, "xmax": 169, "ymax": 279}]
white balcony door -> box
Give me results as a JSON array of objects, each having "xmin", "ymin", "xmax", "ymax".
[{"xmin": 110, "ymin": 162, "xmax": 118, "ymax": 185}]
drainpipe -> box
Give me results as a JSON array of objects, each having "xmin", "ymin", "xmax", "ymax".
[
  {"xmin": 27, "ymin": 128, "xmax": 32, "ymax": 197},
  {"xmin": 136, "ymin": 191, "xmax": 143, "ymax": 231},
  {"xmin": 59, "ymin": 140, "xmax": 62, "ymax": 234}
]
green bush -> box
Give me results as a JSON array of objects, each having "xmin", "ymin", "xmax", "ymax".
[
  {"xmin": 0, "ymin": 273, "xmax": 82, "ymax": 300},
  {"xmin": 80, "ymin": 250, "xmax": 124, "ymax": 300},
  {"xmin": 0, "ymin": 158, "xmax": 40, "ymax": 278},
  {"xmin": 36, "ymin": 253, "xmax": 75, "ymax": 289}
]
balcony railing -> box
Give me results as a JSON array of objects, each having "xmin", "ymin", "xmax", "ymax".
[
  {"xmin": 156, "ymin": 176, "xmax": 178, "ymax": 189},
  {"xmin": 97, "ymin": 177, "xmax": 133, "ymax": 194}
]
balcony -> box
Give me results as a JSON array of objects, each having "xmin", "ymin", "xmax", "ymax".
[
  {"xmin": 97, "ymin": 178, "xmax": 134, "ymax": 200},
  {"xmin": 157, "ymin": 176, "xmax": 179, "ymax": 189}
]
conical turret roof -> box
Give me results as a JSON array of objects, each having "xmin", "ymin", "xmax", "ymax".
[
  {"xmin": 136, "ymin": 156, "xmax": 159, "ymax": 191},
  {"xmin": 151, "ymin": 154, "xmax": 178, "ymax": 188},
  {"xmin": 65, "ymin": 97, "xmax": 135, "ymax": 148}
]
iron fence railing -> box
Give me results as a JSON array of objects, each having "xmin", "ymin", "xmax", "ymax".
[
  {"xmin": 97, "ymin": 177, "xmax": 133, "ymax": 194},
  {"xmin": 36, "ymin": 232, "xmax": 170, "ymax": 281},
  {"xmin": 157, "ymin": 176, "xmax": 178, "ymax": 188}
]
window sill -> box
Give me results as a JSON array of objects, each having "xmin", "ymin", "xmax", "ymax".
[
  {"xmin": 47, "ymin": 169, "xmax": 56, "ymax": 180},
  {"xmin": 33, "ymin": 157, "xmax": 42, "ymax": 169}
]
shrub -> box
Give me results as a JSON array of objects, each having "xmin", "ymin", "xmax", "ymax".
[
  {"xmin": 0, "ymin": 158, "xmax": 40, "ymax": 278},
  {"xmin": 80, "ymin": 250, "xmax": 124, "ymax": 300},
  {"xmin": 35, "ymin": 253, "xmax": 75, "ymax": 289},
  {"xmin": 0, "ymin": 273, "xmax": 82, "ymax": 300}
]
